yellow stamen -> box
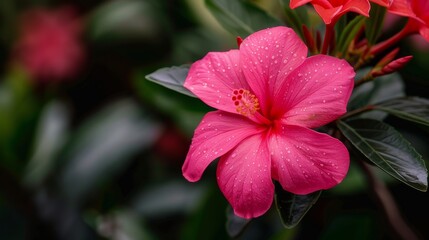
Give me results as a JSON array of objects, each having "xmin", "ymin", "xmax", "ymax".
[{"xmin": 231, "ymin": 89, "xmax": 260, "ymax": 117}]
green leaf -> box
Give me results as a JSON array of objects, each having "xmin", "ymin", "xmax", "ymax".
[
  {"xmin": 24, "ymin": 101, "xmax": 69, "ymax": 188},
  {"xmin": 374, "ymin": 97, "xmax": 429, "ymax": 127},
  {"xmin": 365, "ymin": 3, "xmax": 386, "ymax": 45},
  {"xmin": 145, "ymin": 65, "xmax": 196, "ymax": 98},
  {"xmin": 335, "ymin": 16, "xmax": 365, "ymax": 56},
  {"xmin": 337, "ymin": 119, "xmax": 428, "ymax": 191},
  {"xmin": 205, "ymin": 0, "xmax": 282, "ymax": 37},
  {"xmin": 275, "ymin": 182, "xmax": 321, "ymax": 228},
  {"xmin": 58, "ymin": 99, "xmax": 161, "ymax": 203},
  {"xmin": 87, "ymin": 0, "xmax": 165, "ymax": 42},
  {"xmin": 279, "ymin": 0, "xmax": 309, "ymax": 39},
  {"xmin": 348, "ymin": 70, "xmax": 405, "ymax": 120}
]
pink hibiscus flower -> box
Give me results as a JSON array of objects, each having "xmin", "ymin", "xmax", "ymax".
[
  {"xmin": 388, "ymin": 0, "xmax": 429, "ymax": 42},
  {"xmin": 14, "ymin": 6, "xmax": 84, "ymax": 81},
  {"xmin": 182, "ymin": 27, "xmax": 355, "ymax": 219},
  {"xmin": 290, "ymin": 0, "xmax": 391, "ymax": 24}
]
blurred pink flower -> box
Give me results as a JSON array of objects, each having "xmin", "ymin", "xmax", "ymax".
[
  {"xmin": 182, "ymin": 27, "xmax": 355, "ymax": 218},
  {"xmin": 388, "ymin": 0, "xmax": 429, "ymax": 42},
  {"xmin": 290, "ymin": 0, "xmax": 391, "ymax": 24},
  {"xmin": 14, "ymin": 6, "xmax": 84, "ymax": 81}
]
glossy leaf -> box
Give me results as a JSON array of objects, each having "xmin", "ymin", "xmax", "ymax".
[
  {"xmin": 59, "ymin": 100, "xmax": 161, "ymax": 203},
  {"xmin": 205, "ymin": 0, "xmax": 282, "ymax": 37},
  {"xmin": 375, "ymin": 97, "xmax": 429, "ymax": 127},
  {"xmin": 337, "ymin": 119, "xmax": 427, "ymax": 191},
  {"xmin": 24, "ymin": 102, "xmax": 69, "ymax": 187},
  {"xmin": 348, "ymin": 70, "xmax": 405, "ymax": 120},
  {"xmin": 145, "ymin": 65, "xmax": 196, "ymax": 98},
  {"xmin": 365, "ymin": 4, "xmax": 386, "ymax": 45},
  {"xmin": 275, "ymin": 182, "xmax": 321, "ymax": 228},
  {"xmin": 336, "ymin": 16, "xmax": 365, "ymax": 56}
]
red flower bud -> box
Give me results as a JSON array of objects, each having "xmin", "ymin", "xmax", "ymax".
[{"xmin": 372, "ymin": 55, "xmax": 413, "ymax": 77}]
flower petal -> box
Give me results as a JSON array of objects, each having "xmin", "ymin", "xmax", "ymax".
[
  {"xmin": 388, "ymin": 0, "xmax": 415, "ymax": 18},
  {"xmin": 370, "ymin": 0, "xmax": 391, "ymax": 7},
  {"xmin": 217, "ymin": 134, "xmax": 274, "ymax": 219},
  {"xmin": 240, "ymin": 26, "xmax": 307, "ymax": 115},
  {"xmin": 274, "ymin": 55, "xmax": 355, "ymax": 128},
  {"xmin": 312, "ymin": 0, "xmax": 370, "ymax": 24},
  {"xmin": 290, "ymin": 0, "xmax": 312, "ymax": 8},
  {"xmin": 184, "ymin": 50, "xmax": 250, "ymax": 114},
  {"xmin": 269, "ymin": 125, "xmax": 349, "ymax": 195},
  {"xmin": 313, "ymin": 4, "xmax": 343, "ymax": 24},
  {"xmin": 182, "ymin": 111, "xmax": 262, "ymax": 182}
]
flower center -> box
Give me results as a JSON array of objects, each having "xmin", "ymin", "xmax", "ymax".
[{"xmin": 231, "ymin": 89, "xmax": 260, "ymax": 117}]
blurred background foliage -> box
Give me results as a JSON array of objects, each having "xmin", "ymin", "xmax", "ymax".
[{"xmin": 0, "ymin": 0, "xmax": 428, "ymax": 239}]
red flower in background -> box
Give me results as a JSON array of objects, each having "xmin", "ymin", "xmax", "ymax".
[
  {"xmin": 290, "ymin": 0, "xmax": 391, "ymax": 24},
  {"xmin": 14, "ymin": 6, "xmax": 85, "ymax": 81},
  {"xmin": 388, "ymin": 0, "xmax": 429, "ymax": 42}
]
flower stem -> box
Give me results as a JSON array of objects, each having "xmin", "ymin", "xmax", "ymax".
[
  {"xmin": 357, "ymin": 161, "xmax": 420, "ymax": 240},
  {"xmin": 370, "ymin": 23, "xmax": 414, "ymax": 56},
  {"xmin": 340, "ymin": 105, "xmax": 374, "ymax": 120}
]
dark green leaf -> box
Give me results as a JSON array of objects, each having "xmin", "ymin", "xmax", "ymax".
[
  {"xmin": 279, "ymin": 0, "xmax": 309, "ymax": 39},
  {"xmin": 337, "ymin": 119, "xmax": 427, "ymax": 191},
  {"xmin": 275, "ymin": 182, "xmax": 321, "ymax": 228},
  {"xmin": 336, "ymin": 16, "xmax": 365, "ymax": 56},
  {"xmin": 348, "ymin": 70, "xmax": 405, "ymax": 120},
  {"xmin": 226, "ymin": 206, "xmax": 251, "ymax": 238},
  {"xmin": 375, "ymin": 97, "xmax": 429, "ymax": 127},
  {"xmin": 365, "ymin": 3, "xmax": 386, "ymax": 45},
  {"xmin": 59, "ymin": 100, "xmax": 161, "ymax": 203},
  {"xmin": 205, "ymin": 0, "xmax": 282, "ymax": 37},
  {"xmin": 88, "ymin": 0, "xmax": 165, "ymax": 42},
  {"xmin": 145, "ymin": 65, "xmax": 196, "ymax": 98},
  {"xmin": 24, "ymin": 102, "xmax": 69, "ymax": 188}
]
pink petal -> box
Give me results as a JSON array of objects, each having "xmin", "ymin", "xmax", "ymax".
[
  {"xmin": 184, "ymin": 50, "xmax": 250, "ymax": 114},
  {"xmin": 419, "ymin": 25, "xmax": 429, "ymax": 43},
  {"xmin": 240, "ymin": 26, "xmax": 308, "ymax": 116},
  {"xmin": 313, "ymin": 4, "xmax": 343, "ymax": 24},
  {"xmin": 388, "ymin": 0, "xmax": 415, "ymax": 18},
  {"xmin": 313, "ymin": 0, "xmax": 370, "ymax": 24},
  {"xmin": 182, "ymin": 111, "xmax": 262, "ymax": 182},
  {"xmin": 290, "ymin": 0, "xmax": 312, "ymax": 8},
  {"xmin": 217, "ymin": 134, "xmax": 274, "ymax": 219},
  {"xmin": 370, "ymin": 0, "xmax": 391, "ymax": 7},
  {"xmin": 269, "ymin": 125, "xmax": 349, "ymax": 195},
  {"xmin": 343, "ymin": 0, "xmax": 370, "ymax": 17},
  {"xmin": 273, "ymin": 55, "xmax": 355, "ymax": 128}
]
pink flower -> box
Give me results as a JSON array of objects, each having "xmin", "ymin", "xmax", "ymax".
[
  {"xmin": 290, "ymin": 0, "xmax": 391, "ymax": 24},
  {"xmin": 14, "ymin": 6, "xmax": 84, "ymax": 81},
  {"xmin": 388, "ymin": 0, "xmax": 429, "ymax": 42},
  {"xmin": 182, "ymin": 27, "xmax": 355, "ymax": 218}
]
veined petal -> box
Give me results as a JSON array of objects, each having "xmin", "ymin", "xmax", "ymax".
[
  {"xmin": 388, "ymin": 0, "xmax": 415, "ymax": 18},
  {"xmin": 269, "ymin": 125, "xmax": 349, "ymax": 195},
  {"xmin": 184, "ymin": 50, "xmax": 250, "ymax": 114},
  {"xmin": 240, "ymin": 26, "xmax": 307, "ymax": 115},
  {"xmin": 217, "ymin": 134, "xmax": 274, "ymax": 219},
  {"xmin": 343, "ymin": 0, "xmax": 370, "ymax": 17},
  {"xmin": 183, "ymin": 111, "xmax": 262, "ymax": 182},
  {"xmin": 313, "ymin": 4, "xmax": 343, "ymax": 24},
  {"xmin": 274, "ymin": 55, "xmax": 355, "ymax": 128}
]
